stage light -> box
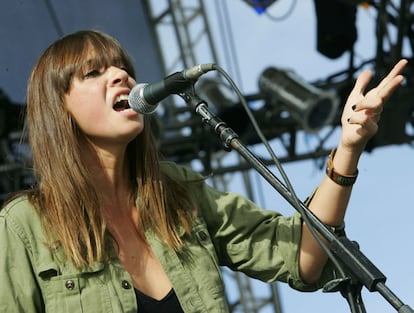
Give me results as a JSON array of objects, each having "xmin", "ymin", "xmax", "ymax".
[
  {"xmin": 258, "ymin": 67, "xmax": 340, "ymax": 133},
  {"xmin": 195, "ymin": 77, "xmax": 250, "ymax": 136},
  {"xmin": 314, "ymin": 0, "xmax": 357, "ymax": 59}
]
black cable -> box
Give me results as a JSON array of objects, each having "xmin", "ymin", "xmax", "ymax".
[
  {"xmin": 211, "ymin": 63, "xmax": 348, "ymax": 282},
  {"xmin": 213, "ymin": 0, "xmax": 244, "ymax": 87},
  {"xmin": 265, "ymin": 0, "xmax": 298, "ymax": 22}
]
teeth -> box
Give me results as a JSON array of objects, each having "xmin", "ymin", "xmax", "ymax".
[
  {"xmin": 113, "ymin": 93, "xmax": 131, "ymax": 112},
  {"xmin": 115, "ymin": 94, "xmax": 129, "ymax": 103}
]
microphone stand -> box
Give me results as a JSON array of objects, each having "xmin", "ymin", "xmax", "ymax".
[{"xmin": 177, "ymin": 89, "xmax": 413, "ymax": 313}]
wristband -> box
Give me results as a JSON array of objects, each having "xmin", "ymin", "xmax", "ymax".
[
  {"xmin": 326, "ymin": 149, "xmax": 358, "ymax": 186},
  {"xmin": 327, "ymin": 223, "xmax": 346, "ymax": 237}
]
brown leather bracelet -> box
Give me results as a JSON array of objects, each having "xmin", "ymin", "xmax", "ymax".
[
  {"xmin": 327, "ymin": 223, "xmax": 346, "ymax": 237},
  {"xmin": 326, "ymin": 149, "xmax": 358, "ymax": 186}
]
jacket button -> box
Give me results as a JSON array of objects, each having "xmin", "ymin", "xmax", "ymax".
[
  {"xmin": 121, "ymin": 280, "xmax": 132, "ymax": 289},
  {"xmin": 65, "ymin": 280, "xmax": 75, "ymax": 290},
  {"xmin": 198, "ymin": 231, "xmax": 208, "ymax": 241}
]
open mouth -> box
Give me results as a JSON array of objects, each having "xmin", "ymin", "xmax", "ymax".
[{"xmin": 113, "ymin": 94, "xmax": 131, "ymax": 112}]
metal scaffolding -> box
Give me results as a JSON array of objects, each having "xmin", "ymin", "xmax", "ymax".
[
  {"xmin": 142, "ymin": 0, "xmax": 284, "ymax": 312},
  {"xmin": 139, "ymin": 0, "xmax": 414, "ymax": 312},
  {"xmin": 1, "ymin": 0, "xmax": 413, "ymax": 311}
]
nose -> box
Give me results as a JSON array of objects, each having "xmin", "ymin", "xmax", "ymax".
[{"xmin": 108, "ymin": 66, "xmax": 129, "ymax": 86}]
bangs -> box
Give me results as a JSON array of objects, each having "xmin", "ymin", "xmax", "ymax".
[
  {"xmin": 49, "ymin": 30, "xmax": 135, "ymax": 93},
  {"xmin": 74, "ymin": 41, "xmax": 136, "ymax": 80}
]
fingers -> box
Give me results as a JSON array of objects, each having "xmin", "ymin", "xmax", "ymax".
[
  {"xmin": 376, "ymin": 62, "xmax": 407, "ymax": 101},
  {"xmin": 352, "ymin": 59, "xmax": 407, "ymax": 112},
  {"xmin": 376, "ymin": 59, "xmax": 408, "ymax": 92},
  {"xmin": 348, "ymin": 109, "xmax": 381, "ymax": 125},
  {"xmin": 352, "ymin": 92, "xmax": 382, "ymax": 114},
  {"xmin": 346, "ymin": 109, "xmax": 380, "ymax": 140},
  {"xmin": 340, "ymin": 59, "xmax": 407, "ymax": 149},
  {"xmin": 347, "ymin": 95, "xmax": 383, "ymax": 130},
  {"xmin": 352, "ymin": 69, "xmax": 373, "ymax": 96},
  {"xmin": 371, "ymin": 109, "xmax": 383, "ymax": 122}
]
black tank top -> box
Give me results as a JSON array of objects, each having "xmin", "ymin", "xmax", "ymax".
[{"xmin": 134, "ymin": 288, "xmax": 184, "ymax": 313}]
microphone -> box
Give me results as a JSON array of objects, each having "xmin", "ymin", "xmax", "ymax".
[{"xmin": 128, "ymin": 63, "xmax": 215, "ymax": 114}]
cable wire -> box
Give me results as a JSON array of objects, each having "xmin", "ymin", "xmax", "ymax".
[
  {"xmin": 265, "ymin": 0, "xmax": 298, "ymax": 22},
  {"xmin": 211, "ymin": 63, "xmax": 348, "ymax": 281}
]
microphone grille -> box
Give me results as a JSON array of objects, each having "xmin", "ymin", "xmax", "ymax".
[{"xmin": 128, "ymin": 83, "xmax": 157, "ymax": 114}]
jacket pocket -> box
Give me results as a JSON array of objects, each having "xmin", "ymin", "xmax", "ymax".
[{"xmin": 39, "ymin": 264, "xmax": 109, "ymax": 313}]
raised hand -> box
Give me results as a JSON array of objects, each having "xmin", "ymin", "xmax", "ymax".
[{"xmin": 340, "ymin": 59, "xmax": 407, "ymax": 152}]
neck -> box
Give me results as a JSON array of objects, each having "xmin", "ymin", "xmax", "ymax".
[{"xmin": 81, "ymin": 139, "xmax": 134, "ymax": 211}]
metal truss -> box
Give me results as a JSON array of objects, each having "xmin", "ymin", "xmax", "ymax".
[
  {"xmin": 142, "ymin": 1, "xmax": 285, "ymax": 312},
  {"xmin": 141, "ymin": 0, "xmax": 414, "ymax": 171},
  {"xmin": 140, "ymin": 0, "xmax": 414, "ymax": 312},
  {"xmin": 1, "ymin": 0, "xmax": 413, "ymax": 311}
]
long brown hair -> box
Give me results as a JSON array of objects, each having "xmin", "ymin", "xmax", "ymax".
[{"xmin": 25, "ymin": 30, "xmax": 194, "ymax": 268}]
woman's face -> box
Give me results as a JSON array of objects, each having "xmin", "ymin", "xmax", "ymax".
[{"xmin": 65, "ymin": 53, "xmax": 144, "ymax": 149}]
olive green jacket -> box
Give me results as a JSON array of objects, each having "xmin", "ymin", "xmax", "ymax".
[{"xmin": 0, "ymin": 162, "xmax": 333, "ymax": 312}]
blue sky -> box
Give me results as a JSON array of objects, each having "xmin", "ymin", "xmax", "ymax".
[
  {"xmin": 1, "ymin": 1, "xmax": 411, "ymax": 311},
  {"xmin": 200, "ymin": 1, "xmax": 414, "ymax": 312}
]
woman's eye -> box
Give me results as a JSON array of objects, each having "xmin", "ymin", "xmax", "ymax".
[{"xmin": 84, "ymin": 69, "xmax": 101, "ymax": 79}]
